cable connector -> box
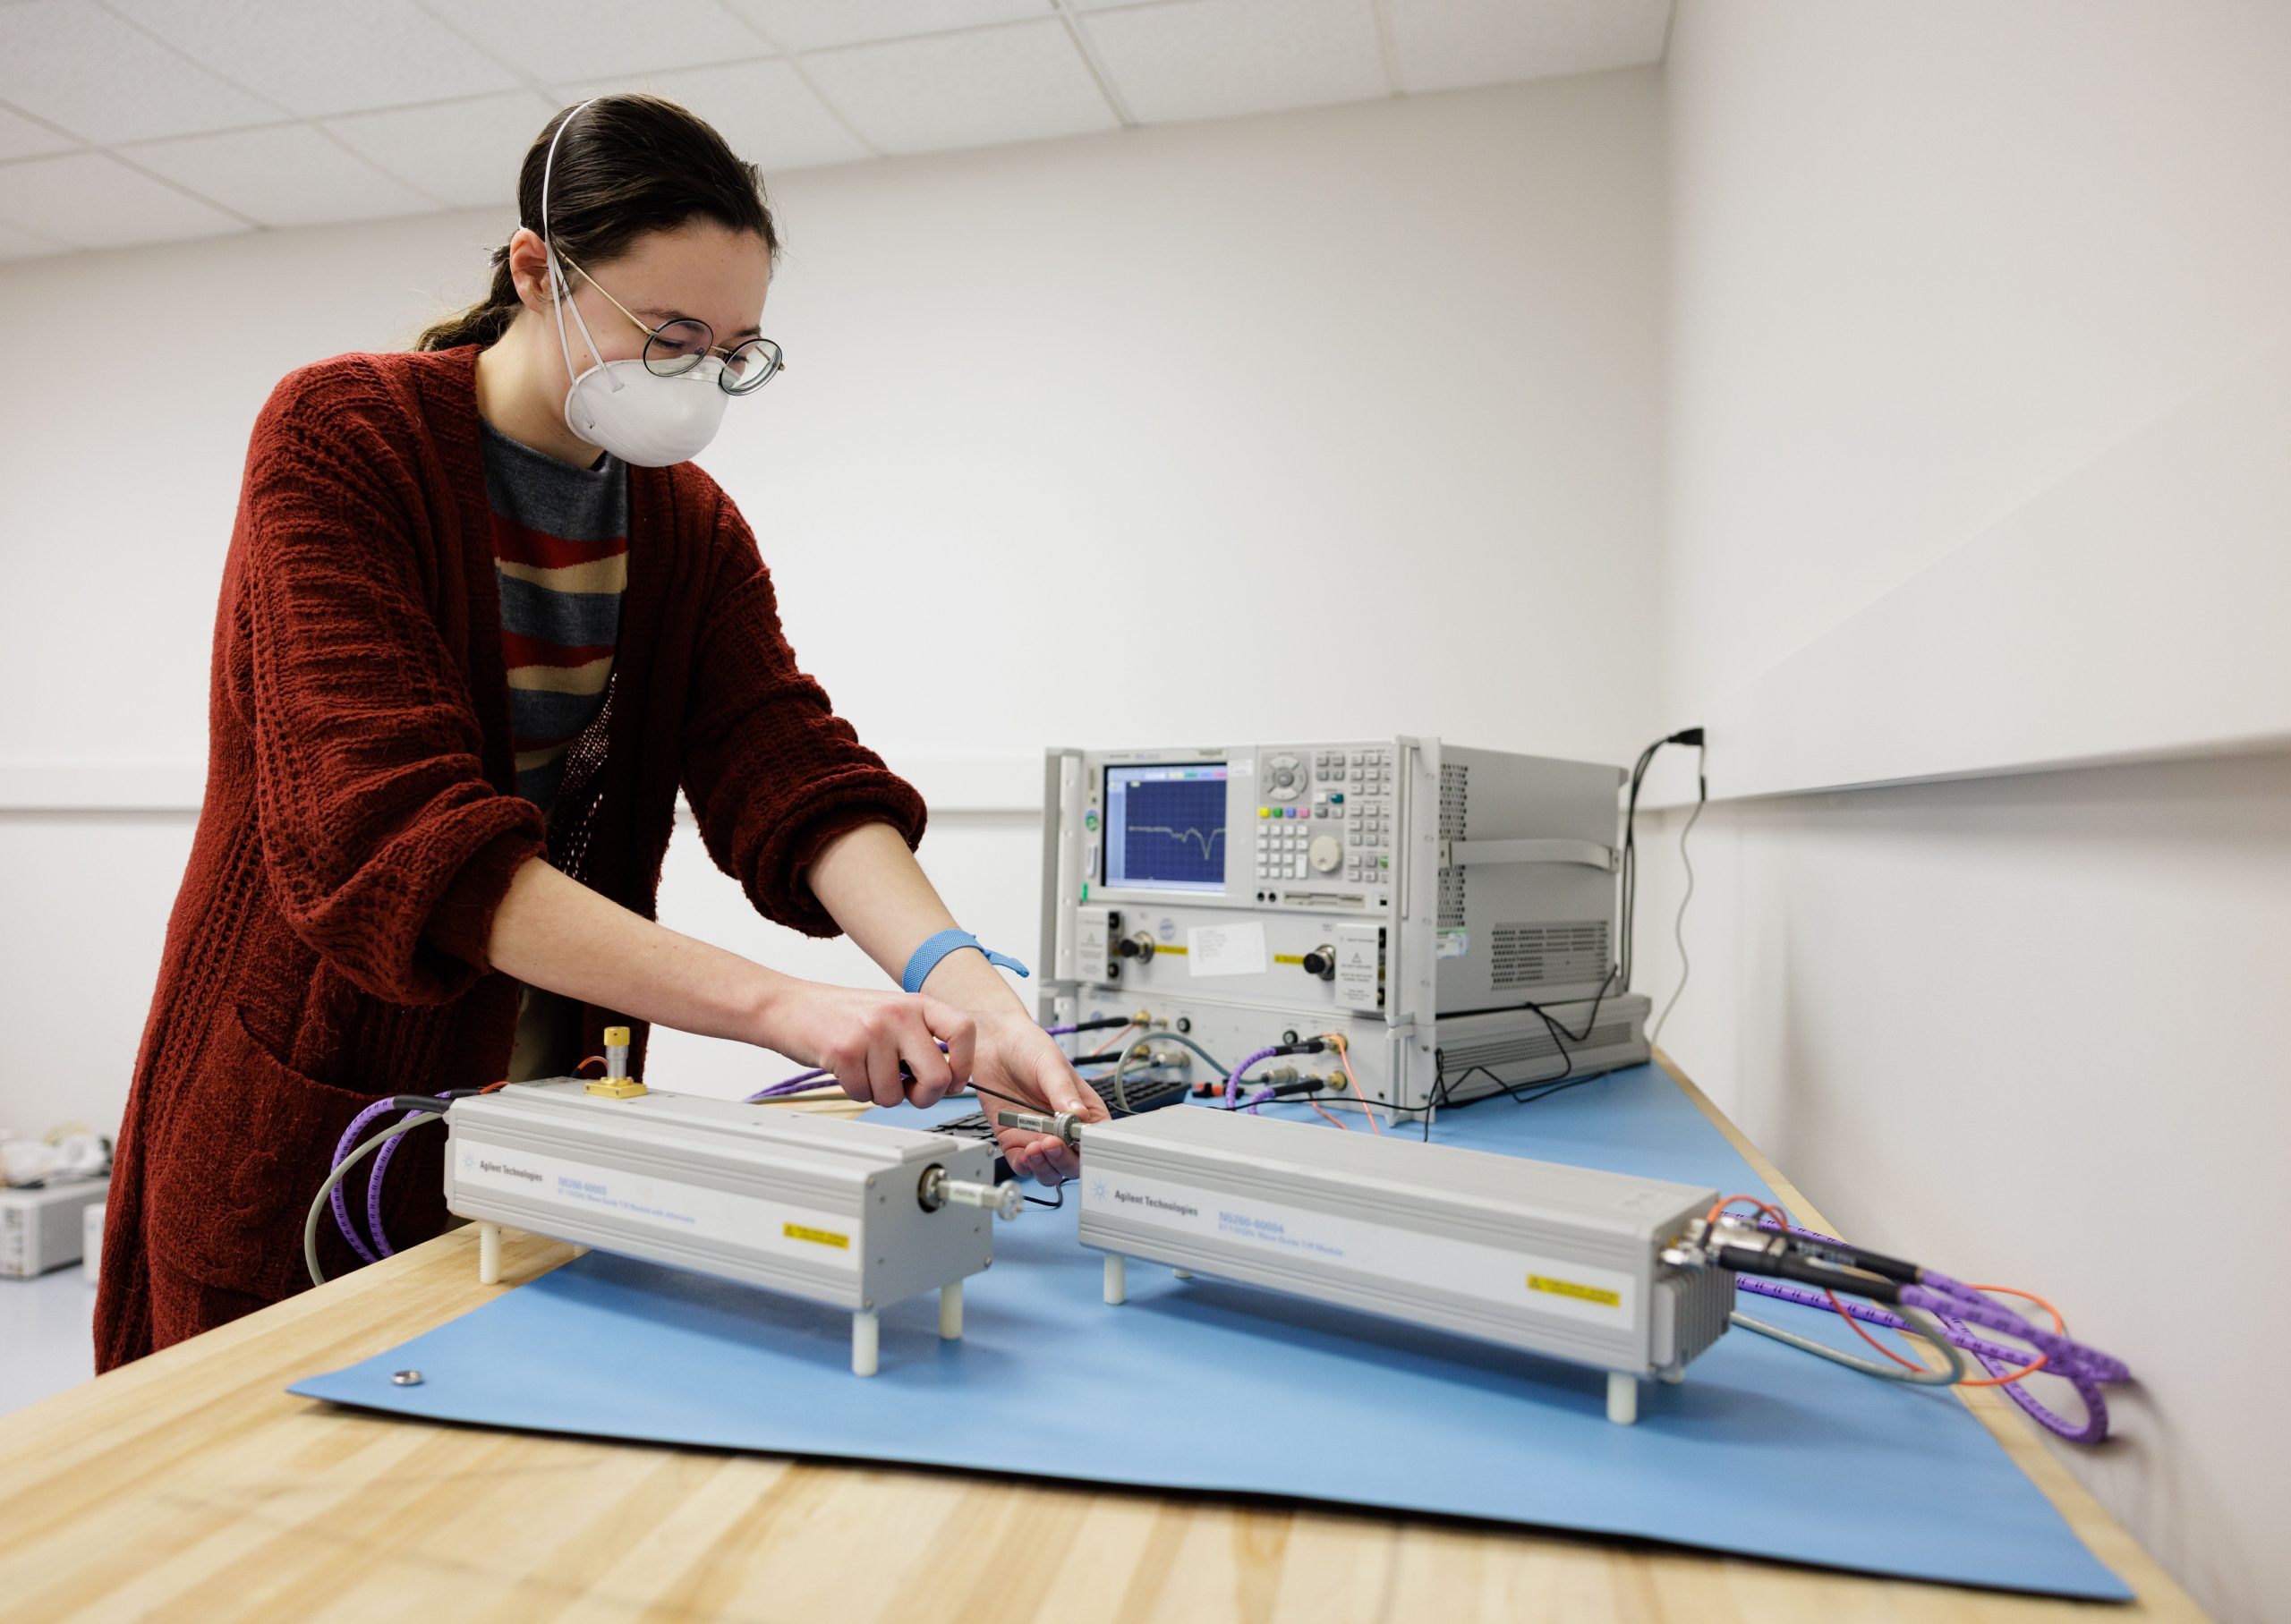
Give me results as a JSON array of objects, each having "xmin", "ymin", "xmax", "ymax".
[
  {"xmin": 1678, "ymin": 1216, "xmax": 1903, "ymax": 1301},
  {"xmin": 995, "ymin": 1109, "xmax": 1084, "ymax": 1147},
  {"xmin": 586, "ymin": 1025, "xmax": 646, "ymax": 1098},
  {"xmin": 918, "ymin": 1165, "xmax": 1024, "ymax": 1220}
]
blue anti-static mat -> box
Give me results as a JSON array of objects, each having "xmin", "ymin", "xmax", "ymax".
[{"xmin": 292, "ymin": 1067, "xmax": 2127, "ymax": 1600}]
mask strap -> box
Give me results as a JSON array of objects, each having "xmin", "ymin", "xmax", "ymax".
[{"xmin": 536, "ymin": 98, "xmax": 622, "ymax": 427}]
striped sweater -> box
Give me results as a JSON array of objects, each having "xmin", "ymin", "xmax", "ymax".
[{"xmin": 477, "ymin": 415, "xmax": 627, "ymax": 813}]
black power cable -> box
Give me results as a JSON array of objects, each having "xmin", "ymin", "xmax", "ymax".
[{"xmin": 1622, "ymin": 727, "xmax": 1706, "ymax": 992}]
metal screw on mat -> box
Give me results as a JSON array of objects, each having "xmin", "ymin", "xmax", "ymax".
[{"xmin": 391, "ymin": 1370, "xmax": 424, "ymax": 1387}]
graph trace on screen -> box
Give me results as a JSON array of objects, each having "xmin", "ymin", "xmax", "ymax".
[{"xmin": 1107, "ymin": 768, "xmax": 1229, "ymax": 891}]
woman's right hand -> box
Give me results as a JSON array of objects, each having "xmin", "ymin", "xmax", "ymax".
[{"xmin": 757, "ymin": 981, "xmax": 978, "ymax": 1109}]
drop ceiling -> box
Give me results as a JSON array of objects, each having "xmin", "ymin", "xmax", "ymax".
[{"xmin": 0, "ymin": 0, "xmax": 1672, "ymax": 261}]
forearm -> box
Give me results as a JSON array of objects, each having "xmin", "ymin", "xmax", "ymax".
[
  {"xmin": 803, "ymin": 821, "xmax": 1020, "ymax": 1013},
  {"xmin": 483, "ymin": 855, "xmax": 789, "ymax": 1044}
]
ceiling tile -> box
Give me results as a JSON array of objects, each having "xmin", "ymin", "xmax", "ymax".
[
  {"xmin": 555, "ymin": 62, "xmax": 871, "ymax": 173},
  {"xmin": 1080, "ymin": 0, "xmax": 1385, "ymax": 125},
  {"xmin": 0, "ymin": 150, "xmax": 247, "ymax": 247},
  {"xmin": 727, "ymin": 0, "xmax": 1049, "ymax": 55},
  {"xmin": 444, "ymin": 0, "xmax": 771, "ymax": 86},
  {"xmin": 327, "ymin": 89, "xmax": 556, "ymax": 210},
  {"xmin": 0, "ymin": 217, "xmax": 71, "ymax": 260},
  {"xmin": 104, "ymin": 0, "xmax": 522, "ymax": 118},
  {"xmin": 1384, "ymin": 0, "xmax": 1672, "ymax": 94},
  {"xmin": 0, "ymin": 0, "xmax": 280, "ymax": 143},
  {"xmin": 124, "ymin": 123, "xmax": 437, "ymax": 225},
  {"xmin": 0, "ymin": 101, "xmax": 81, "ymax": 161},
  {"xmin": 800, "ymin": 19, "xmax": 1117, "ymax": 156}
]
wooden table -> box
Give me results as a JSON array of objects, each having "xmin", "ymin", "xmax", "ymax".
[{"xmin": 0, "ymin": 1061, "xmax": 2204, "ymax": 1622}]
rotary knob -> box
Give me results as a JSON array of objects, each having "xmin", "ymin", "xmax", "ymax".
[{"xmin": 1309, "ymin": 835, "xmax": 1341, "ymax": 873}]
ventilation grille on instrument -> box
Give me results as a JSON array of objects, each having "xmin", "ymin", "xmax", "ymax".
[
  {"xmin": 1437, "ymin": 761, "xmax": 1469, "ymax": 930},
  {"xmin": 1488, "ymin": 922, "xmax": 1609, "ymax": 990},
  {"xmin": 1440, "ymin": 1017, "xmax": 1639, "ymax": 1075}
]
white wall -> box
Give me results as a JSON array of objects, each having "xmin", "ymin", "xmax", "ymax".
[
  {"xmin": 0, "ymin": 72, "xmax": 1666, "ymax": 1124},
  {"xmin": 1652, "ymin": 4, "xmax": 2291, "ymax": 1619}
]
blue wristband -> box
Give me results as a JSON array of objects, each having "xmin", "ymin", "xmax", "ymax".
[{"xmin": 901, "ymin": 929, "xmax": 1031, "ymax": 995}]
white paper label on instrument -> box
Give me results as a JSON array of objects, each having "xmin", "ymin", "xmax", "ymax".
[{"xmin": 1188, "ymin": 922, "xmax": 1268, "ymax": 978}]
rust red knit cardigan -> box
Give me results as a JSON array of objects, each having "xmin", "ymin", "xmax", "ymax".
[{"xmin": 94, "ymin": 344, "xmax": 925, "ymax": 1369}]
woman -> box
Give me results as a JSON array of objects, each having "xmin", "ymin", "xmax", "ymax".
[{"xmin": 95, "ymin": 95, "xmax": 1102, "ymax": 1368}]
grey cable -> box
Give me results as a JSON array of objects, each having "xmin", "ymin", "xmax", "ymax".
[
  {"xmin": 1103, "ymin": 1031, "xmax": 1233, "ymax": 1113},
  {"xmin": 304, "ymin": 1112, "xmax": 439, "ymax": 1288},
  {"xmin": 1728, "ymin": 1304, "xmax": 1966, "ymax": 1386},
  {"xmin": 1650, "ymin": 792, "xmax": 1706, "ymax": 1049},
  {"xmin": 1108, "ymin": 1036, "xmax": 1189, "ymax": 1113}
]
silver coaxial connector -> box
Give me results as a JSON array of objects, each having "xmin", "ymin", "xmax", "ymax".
[{"xmin": 918, "ymin": 1165, "xmax": 1024, "ymax": 1220}]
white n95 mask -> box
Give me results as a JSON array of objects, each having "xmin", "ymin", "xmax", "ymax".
[{"xmin": 549, "ymin": 270, "xmax": 730, "ymax": 467}]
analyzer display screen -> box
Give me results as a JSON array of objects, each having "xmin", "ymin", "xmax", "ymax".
[{"xmin": 1103, "ymin": 764, "xmax": 1229, "ymax": 893}]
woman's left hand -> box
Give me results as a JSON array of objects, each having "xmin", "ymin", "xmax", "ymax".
[{"xmin": 961, "ymin": 1008, "xmax": 1108, "ymax": 1185}]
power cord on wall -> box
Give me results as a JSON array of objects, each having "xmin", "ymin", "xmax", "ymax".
[
  {"xmin": 1650, "ymin": 745, "xmax": 1708, "ymax": 1048},
  {"xmin": 1620, "ymin": 727, "xmax": 1707, "ymax": 1044}
]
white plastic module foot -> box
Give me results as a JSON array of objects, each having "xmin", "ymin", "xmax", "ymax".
[
  {"xmin": 1172, "ymin": 1268, "xmax": 1194, "ymax": 1280},
  {"xmin": 939, "ymin": 1281, "xmax": 963, "ymax": 1340},
  {"xmin": 1606, "ymin": 1372, "xmax": 1639, "ymax": 1425},
  {"xmin": 477, "ymin": 1220, "xmax": 501, "ymax": 1285},
  {"xmin": 1658, "ymin": 1365, "xmax": 1684, "ymax": 1385},
  {"xmin": 853, "ymin": 1310, "xmax": 880, "ymax": 1377},
  {"xmin": 1104, "ymin": 1254, "xmax": 1127, "ymax": 1305}
]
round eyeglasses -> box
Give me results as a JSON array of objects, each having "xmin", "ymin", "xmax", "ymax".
[{"xmin": 555, "ymin": 245, "xmax": 786, "ymax": 396}]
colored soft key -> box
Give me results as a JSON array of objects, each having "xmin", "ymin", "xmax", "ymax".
[{"xmin": 289, "ymin": 1066, "xmax": 2127, "ymax": 1599}]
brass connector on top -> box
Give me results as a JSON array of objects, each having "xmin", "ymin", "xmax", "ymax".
[{"xmin": 589, "ymin": 1024, "xmax": 645, "ymax": 1097}]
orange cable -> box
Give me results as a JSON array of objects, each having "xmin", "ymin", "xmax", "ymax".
[
  {"xmin": 1323, "ymin": 1033, "xmax": 1384, "ymax": 1134},
  {"xmin": 1084, "ymin": 1023, "xmax": 1140, "ymax": 1060},
  {"xmin": 1952, "ymin": 1283, "xmax": 2065, "ymax": 1389}
]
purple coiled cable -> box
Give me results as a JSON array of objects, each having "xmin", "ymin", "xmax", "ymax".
[
  {"xmin": 1222, "ymin": 1046, "xmax": 1286, "ymax": 1110},
  {"xmin": 327, "ymin": 1093, "xmax": 449, "ymax": 1263},
  {"xmin": 1735, "ymin": 1214, "xmax": 2129, "ymax": 1443}
]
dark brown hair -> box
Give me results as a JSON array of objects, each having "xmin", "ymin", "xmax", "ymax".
[{"xmin": 415, "ymin": 94, "xmax": 780, "ymax": 353}]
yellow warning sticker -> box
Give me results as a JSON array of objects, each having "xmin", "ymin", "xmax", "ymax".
[
  {"xmin": 784, "ymin": 1223, "xmax": 850, "ymax": 1250},
  {"xmin": 1528, "ymin": 1273, "xmax": 1621, "ymax": 1308}
]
